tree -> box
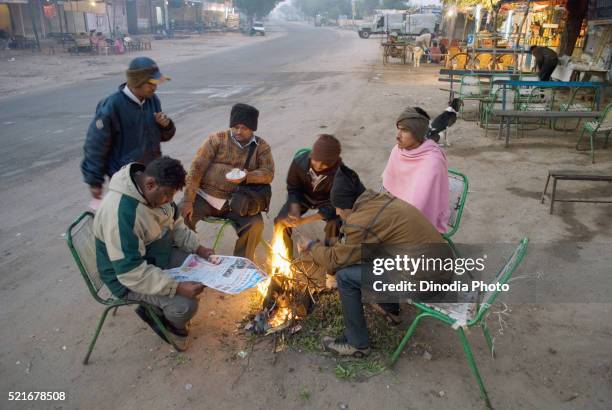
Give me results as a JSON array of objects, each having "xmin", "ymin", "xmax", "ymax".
[
  {"xmin": 235, "ymin": 0, "xmax": 281, "ymax": 18},
  {"xmin": 355, "ymin": 0, "xmax": 381, "ymax": 17},
  {"xmin": 558, "ymin": 0, "xmax": 588, "ymax": 57}
]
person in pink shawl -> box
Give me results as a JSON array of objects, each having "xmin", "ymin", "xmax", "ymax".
[{"xmin": 382, "ymin": 107, "xmax": 450, "ymax": 233}]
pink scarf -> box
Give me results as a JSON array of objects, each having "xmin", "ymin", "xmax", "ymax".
[{"xmin": 382, "ymin": 139, "xmax": 450, "ymax": 233}]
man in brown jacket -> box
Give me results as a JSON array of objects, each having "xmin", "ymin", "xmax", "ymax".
[
  {"xmin": 181, "ymin": 103, "xmax": 274, "ymax": 260},
  {"xmin": 297, "ymin": 164, "xmax": 452, "ymax": 357}
]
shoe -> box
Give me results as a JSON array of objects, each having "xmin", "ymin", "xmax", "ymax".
[
  {"xmin": 160, "ymin": 318, "xmax": 189, "ymax": 337},
  {"xmin": 321, "ymin": 335, "xmax": 370, "ymax": 357},
  {"xmin": 371, "ymin": 303, "xmax": 402, "ymax": 325},
  {"xmin": 135, "ymin": 306, "xmax": 171, "ymax": 343},
  {"xmin": 136, "ymin": 306, "xmax": 189, "ymax": 337}
]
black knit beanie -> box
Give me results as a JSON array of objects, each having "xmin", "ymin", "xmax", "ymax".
[
  {"xmin": 330, "ymin": 164, "xmax": 366, "ymax": 210},
  {"xmin": 230, "ymin": 103, "xmax": 259, "ymax": 131}
]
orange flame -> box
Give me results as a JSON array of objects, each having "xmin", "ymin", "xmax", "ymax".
[{"xmin": 257, "ymin": 226, "xmax": 292, "ymax": 297}]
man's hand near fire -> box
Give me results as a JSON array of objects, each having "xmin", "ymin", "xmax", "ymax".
[
  {"xmin": 297, "ymin": 237, "xmax": 319, "ymax": 253},
  {"xmin": 280, "ymin": 203, "xmax": 324, "ymax": 229}
]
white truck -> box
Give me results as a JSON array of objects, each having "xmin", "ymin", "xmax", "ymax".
[{"xmin": 358, "ymin": 12, "xmax": 439, "ymax": 39}]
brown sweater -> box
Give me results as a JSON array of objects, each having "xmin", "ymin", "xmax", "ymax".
[
  {"xmin": 302, "ymin": 190, "xmax": 449, "ymax": 275},
  {"xmin": 184, "ymin": 130, "xmax": 275, "ymax": 204}
]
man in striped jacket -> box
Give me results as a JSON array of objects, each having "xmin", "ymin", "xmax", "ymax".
[
  {"xmin": 94, "ymin": 156, "xmax": 215, "ymax": 341},
  {"xmin": 181, "ymin": 103, "xmax": 275, "ymax": 261}
]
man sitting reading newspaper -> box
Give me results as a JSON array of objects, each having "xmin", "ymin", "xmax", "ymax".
[{"xmin": 93, "ymin": 156, "xmax": 216, "ymax": 342}]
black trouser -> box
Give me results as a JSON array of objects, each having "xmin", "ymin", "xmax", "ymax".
[
  {"xmin": 538, "ymin": 60, "xmax": 558, "ymax": 81},
  {"xmin": 336, "ymin": 265, "xmax": 371, "ymax": 349},
  {"xmin": 273, "ymin": 200, "xmax": 341, "ymax": 260},
  {"xmin": 181, "ymin": 196, "xmax": 263, "ymax": 261}
]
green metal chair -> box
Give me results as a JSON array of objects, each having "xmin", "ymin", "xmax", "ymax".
[
  {"xmin": 516, "ymin": 86, "xmax": 555, "ymax": 136},
  {"xmin": 389, "ymin": 238, "xmax": 529, "ymax": 408},
  {"xmin": 443, "ymin": 169, "xmax": 468, "ymax": 249},
  {"xmin": 458, "ymin": 75, "xmax": 486, "ymax": 121},
  {"xmin": 554, "ymin": 87, "xmax": 597, "ymax": 132},
  {"xmin": 66, "ymin": 212, "xmax": 186, "ymax": 364},
  {"xmin": 576, "ymin": 103, "xmax": 612, "ymax": 164},
  {"xmin": 480, "ymin": 87, "xmax": 512, "ymax": 138}
]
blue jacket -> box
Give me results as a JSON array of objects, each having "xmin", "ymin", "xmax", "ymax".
[{"xmin": 81, "ymin": 84, "xmax": 176, "ymax": 187}]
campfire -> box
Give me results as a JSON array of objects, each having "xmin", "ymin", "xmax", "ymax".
[{"xmin": 249, "ymin": 226, "xmax": 315, "ymax": 335}]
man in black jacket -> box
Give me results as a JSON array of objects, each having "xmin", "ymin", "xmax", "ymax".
[
  {"xmin": 81, "ymin": 57, "xmax": 176, "ymax": 199},
  {"xmin": 274, "ymin": 134, "xmax": 342, "ymax": 259},
  {"xmin": 530, "ymin": 46, "xmax": 559, "ymax": 81}
]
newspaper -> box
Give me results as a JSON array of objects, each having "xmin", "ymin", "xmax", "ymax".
[{"xmin": 165, "ymin": 254, "xmax": 268, "ymax": 295}]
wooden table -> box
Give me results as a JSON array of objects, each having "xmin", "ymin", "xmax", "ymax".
[{"xmin": 493, "ymin": 110, "xmax": 602, "ymax": 147}]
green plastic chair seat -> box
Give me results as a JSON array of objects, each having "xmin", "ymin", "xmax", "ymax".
[
  {"xmin": 518, "ymin": 102, "xmax": 550, "ymax": 111},
  {"xmin": 417, "ymin": 301, "xmax": 477, "ymax": 328},
  {"xmin": 560, "ymin": 103, "xmax": 591, "ymax": 112},
  {"xmin": 587, "ymin": 120, "xmax": 612, "ymax": 132},
  {"xmin": 390, "ymin": 238, "xmax": 530, "ymax": 408}
]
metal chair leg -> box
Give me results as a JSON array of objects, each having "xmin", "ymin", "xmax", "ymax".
[
  {"xmin": 146, "ymin": 306, "xmax": 187, "ymax": 352},
  {"xmin": 481, "ymin": 321, "xmax": 495, "ymax": 358},
  {"xmin": 576, "ymin": 128, "xmax": 586, "ymax": 150},
  {"xmin": 212, "ymin": 221, "xmax": 232, "ymax": 252},
  {"xmin": 457, "ymin": 327, "xmax": 492, "ymax": 409},
  {"xmin": 590, "ymin": 132, "xmax": 595, "ymax": 164},
  {"xmin": 83, "ymin": 305, "xmax": 114, "ymax": 364},
  {"xmin": 389, "ymin": 311, "xmax": 430, "ymax": 366},
  {"xmin": 550, "ymin": 177, "xmax": 558, "ymax": 214},
  {"xmin": 541, "ymin": 173, "xmax": 551, "ymax": 204}
]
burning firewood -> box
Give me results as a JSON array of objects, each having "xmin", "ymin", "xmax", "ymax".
[{"xmin": 248, "ymin": 226, "xmax": 322, "ymax": 336}]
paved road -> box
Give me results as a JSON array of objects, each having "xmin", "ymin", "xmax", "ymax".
[{"xmin": 0, "ymin": 23, "xmax": 352, "ymax": 184}]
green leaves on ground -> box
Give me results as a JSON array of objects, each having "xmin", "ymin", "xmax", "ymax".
[{"xmin": 290, "ymin": 291, "xmax": 404, "ymax": 382}]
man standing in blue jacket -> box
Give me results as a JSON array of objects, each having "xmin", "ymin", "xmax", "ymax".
[{"xmin": 81, "ymin": 57, "xmax": 176, "ymax": 199}]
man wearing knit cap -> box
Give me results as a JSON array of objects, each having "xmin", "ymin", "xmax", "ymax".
[
  {"xmin": 81, "ymin": 57, "xmax": 175, "ymax": 199},
  {"xmin": 274, "ymin": 134, "xmax": 343, "ymax": 259},
  {"xmin": 296, "ymin": 164, "xmax": 452, "ymax": 357},
  {"xmin": 181, "ymin": 103, "xmax": 274, "ymax": 261}
]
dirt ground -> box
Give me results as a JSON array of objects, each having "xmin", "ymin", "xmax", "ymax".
[
  {"xmin": 1, "ymin": 26, "xmax": 611, "ymax": 410},
  {"xmin": 0, "ymin": 31, "xmax": 278, "ymax": 99}
]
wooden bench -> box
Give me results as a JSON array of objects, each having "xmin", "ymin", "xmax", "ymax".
[
  {"xmin": 541, "ymin": 170, "xmax": 612, "ymax": 214},
  {"xmin": 493, "ymin": 110, "xmax": 602, "ymax": 147}
]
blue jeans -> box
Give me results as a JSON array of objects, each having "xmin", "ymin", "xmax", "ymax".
[{"xmin": 336, "ymin": 265, "xmax": 370, "ymax": 349}]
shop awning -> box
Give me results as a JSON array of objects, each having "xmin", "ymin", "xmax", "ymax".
[{"xmin": 0, "ymin": 0, "xmax": 29, "ymax": 4}]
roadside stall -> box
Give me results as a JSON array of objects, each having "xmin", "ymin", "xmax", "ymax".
[
  {"xmin": 441, "ymin": 0, "xmax": 588, "ymax": 72},
  {"xmin": 559, "ymin": 0, "xmax": 612, "ymax": 83}
]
